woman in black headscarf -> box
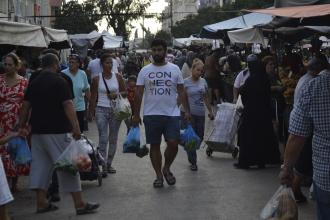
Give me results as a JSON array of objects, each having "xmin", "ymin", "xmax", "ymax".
[{"xmin": 235, "ymin": 54, "xmax": 280, "ymax": 169}]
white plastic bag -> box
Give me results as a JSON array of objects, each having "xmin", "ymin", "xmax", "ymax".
[
  {"xmin": 260, "ymin": 185, "xmax": 298, "ymax": 220},
  {"xmin": 113, "ymin": 95, "xmax": 132, "ymax": 121},
  {"xmin": 235, "ymin": 95, "xmax": 244, "ymax": 110},
  {"xmin": 54, "ymin": 140, "xmax": 92, "ymax": 175}
]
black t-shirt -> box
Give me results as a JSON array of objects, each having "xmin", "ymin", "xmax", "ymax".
[
  {"xmin": 25, "ymin": 71, "xmax": 72, "ymax": 134},
  {"xmin": 29, "ymin": 70, "xmax": 74, "ymax": 99}
]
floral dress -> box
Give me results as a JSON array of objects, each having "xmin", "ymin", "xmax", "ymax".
[{"xmin": 0, "ymin": 75, "xmax": 29, "ymax": 177}]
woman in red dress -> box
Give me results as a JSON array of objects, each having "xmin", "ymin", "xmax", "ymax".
[{"xmin": 0, "ymin": 53, "xmax": 29, "ymax": 192}]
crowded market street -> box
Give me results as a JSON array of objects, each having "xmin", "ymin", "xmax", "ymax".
[{"xmin": 9, "ymin": 121, "xmax": 316, "ymax": 220}]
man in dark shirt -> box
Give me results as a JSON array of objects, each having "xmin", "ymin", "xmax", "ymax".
[
  {"xmin": 28, "ymin": 49, "xmax": 74, "ymax": 202},
  {"xmin": 19, "ymin": 54, "xmax": 99, "ymax": 215},
  {"xmin": 29, "ymin": 49, "xmax": 74, "ymax": 99}
]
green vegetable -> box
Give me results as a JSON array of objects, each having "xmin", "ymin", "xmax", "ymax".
[{"xmin": 54, "ymin": 162, "xmax": 78, "ymax": 175}]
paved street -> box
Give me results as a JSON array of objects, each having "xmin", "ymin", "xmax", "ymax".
[{"xmin": 9, "ymin": 121, "xmax": 316, "ymax": 220}]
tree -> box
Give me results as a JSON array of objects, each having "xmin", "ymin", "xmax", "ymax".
[
  {"xmin": 139, "ymin": 24, "xmax": 154, "ymax": 49},
  {"xmin": 87, "ymin": 0, "xmax": 152, "ymax": 40},
  {"xmin": 171, "ymin": 0, "xmax": 274, "ymax": 38},
  {"xmin": 54, "ymin": 0, "xmax": 101, "ymax": 34}
]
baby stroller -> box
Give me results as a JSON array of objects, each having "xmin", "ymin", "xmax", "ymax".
[{"xmin": 79, "ymin": 135, "xmax": 104, "ymax": 186}]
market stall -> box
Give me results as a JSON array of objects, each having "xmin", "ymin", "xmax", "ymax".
[
  {"xmin": 200, "ymin": 12, "xmax": 273, "ymax": 39},
  {"xmin": 0, "ymin": 20, "xmax": 47, "ymax": 48},
  {"xmin": 43, "ymin": 27, "xmax": 71, "ymax": 49}
]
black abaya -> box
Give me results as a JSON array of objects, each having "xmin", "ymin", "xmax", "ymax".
[{"xmin": 237, "ymin": 71, "xmax": 281, "ymax": 167}]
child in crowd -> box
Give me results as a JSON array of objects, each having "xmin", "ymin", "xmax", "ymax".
[
  {"xmin": 125, "ymin": 75, "xmax": 137, "ymax": 133},
  {"xmin": 0, "ymin": 132, "xmax": 19, "ymax": 220}
]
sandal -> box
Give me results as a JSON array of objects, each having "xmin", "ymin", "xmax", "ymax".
[
  {"xmin": 36, "ymin": 203, "xmax": 59, "ymax": 214},
  {"xmin": 162, "ymin": 170, "xmax": 176, "ymax": 185},
  {"xmin": 76, "ymin": 202, "xmax": 100, "ymax": 215},
  {"xmin": 153, "ymin": 178, "xmax": 164, "ymax": 188}
]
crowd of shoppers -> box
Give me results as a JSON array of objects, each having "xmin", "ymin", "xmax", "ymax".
[{"xmin": 0, "ymin": 36, "xmax": 329, "ymax": 220}]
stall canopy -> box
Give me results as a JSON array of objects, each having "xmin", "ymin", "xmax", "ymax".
[
  {"xmin": 70, "ymin": 31, "xmax": 124, "ymax": 57},
  {"xmin": 227, "ymin": 28, "xmax": 268, "ymax": 46},
  {"xmin": 0, "ymin": 20, "xmax": 47, "ymax": 47},
  {"xmin": 200, "ymin": 12, "xmax": 273, "ymax": 39},
  {"xmin": 43, "ymin": 27, "xmax": 71, "ymax": 49},
  {"xmin": 173, "ymin": 36, "xmax": 215, "ymax": 48},
  {"xmin": 274, "ymin": 0, "xmax": 330, "ymax": 8},
  {"xmin": 70, "ymin": 31, "xmax": 103, "ymax": 58},
  {"xmin": 247, "ymin": 4, "xmax": 330, "ymax": 18},
  {"xmin": 102, "ymin": 31, "xmax": 123, "ymax": 49}
]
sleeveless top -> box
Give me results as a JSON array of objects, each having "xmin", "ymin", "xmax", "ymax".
[{"xmin": 97, "ymin": 72, "xmax": 119, "ymax": 108}]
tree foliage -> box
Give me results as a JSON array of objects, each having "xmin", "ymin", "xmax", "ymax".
[
  {"xmin": 54, "ymin": 0, "xmax": 101, "ymax": 34},
  {"xmin": 87, "ymin": 0, "xmax": 152, "ymax": 40},
  {"xmin": 171, "ymin": 0, "xmax": 273, "ymax": 38}
]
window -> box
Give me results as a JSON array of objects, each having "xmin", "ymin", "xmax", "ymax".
[{"xmin": 0, "ymin": 1, "xmax": 8, "ymax": 14}]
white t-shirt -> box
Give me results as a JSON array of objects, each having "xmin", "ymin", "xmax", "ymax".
[
  {"xmin": 137, "ymin": 62, "xmax": 184, "ymax": 116},
  {"xmin": 88, "ymin": 58, "xmax": 119, "ymax": 78},
  {"xmin": 87, "ymin": 58, "xmax": 102, "ymax": 79},
  {"xmin": 234, "ymin": 68, "xmax": 250, "ymax": 89},
  {"xmin": 97, "ymin": 72, "xmax": 119, "ymax": 108}
]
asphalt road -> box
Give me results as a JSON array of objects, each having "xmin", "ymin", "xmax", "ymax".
[{"xmin": 9, "ymin": 121, "xmax": 316, "ymax": 220}]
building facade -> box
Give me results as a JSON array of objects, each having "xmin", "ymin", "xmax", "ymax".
[
  {"xmin": 161, "ymin": 0, "xmax": 198, "ymax": 32},
  {"xmin": 0, "ymin": 0, "xmax": 64, "ymax": 27}
]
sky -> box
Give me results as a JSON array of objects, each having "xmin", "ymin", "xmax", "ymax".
[{"xmin": 74, "ymin": 0, "xmax": 168, "ymax": 39}]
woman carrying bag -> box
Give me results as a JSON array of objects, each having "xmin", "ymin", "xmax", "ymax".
[
  {"xmin": 88, "ymin": 53, "xmax": 127, "ymax": 177},
  {"xmin": 181, "ymin": 58, "xmax": 214, "ymax": 171}
]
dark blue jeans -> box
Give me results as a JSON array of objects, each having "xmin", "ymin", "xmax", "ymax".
[
  {"xmin": 180, "ymin": 112, "xmax": 205, "ymax": 165},
  {"xmin": 314, "ymin": 183, "xmax": 330, "ymax": 220}
]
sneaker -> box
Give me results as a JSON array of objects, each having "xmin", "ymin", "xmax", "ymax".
[
  {"xmin": 76, "ymin": 202, "xmax": 100, "ymax": 215},
  {"xmin": 107, "ymin": 166, "xmax": 116, "ymax": 174},
  {"xmin": 190, "ymin": 164, "xmax": 198, "ymax": 171}
]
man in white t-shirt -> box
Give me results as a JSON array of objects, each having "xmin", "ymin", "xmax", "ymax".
[
  {"xmin": 133, "ymin": 39, "xmax": 189, "ymax": 188},
  {"xmin": 87, "ymin": 54, "xmax": 120, "ymax": 79}
]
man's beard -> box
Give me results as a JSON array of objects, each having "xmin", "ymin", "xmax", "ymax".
[{"xmin": 153, "ymin": 55, "xmax": 165, "ymax": 63}]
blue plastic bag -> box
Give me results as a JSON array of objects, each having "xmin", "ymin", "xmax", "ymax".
[
  {"xmin": 180, "ymin": 124, "xmax": 201, "ymax": 151},
  {"xmin": 123, "ymin": 127, "xmax": 140, "ymax": 153},
  {"xmin": 7, "ymin": 137, "xmax": 32, "ymax": 165}
]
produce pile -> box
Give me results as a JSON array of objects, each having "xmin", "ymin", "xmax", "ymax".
[
  {"xmin": 114, "ymin": 106, "xmax": 131, "ymax": 121},
  {"xmin": 55, "ymin": 154, "xmax": 92, "ymax": 175}
]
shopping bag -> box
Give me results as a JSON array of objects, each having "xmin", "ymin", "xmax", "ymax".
[
  {"xmin": 7, "ymin": 137, "xmax": 32, "ymax": 165},
  {"xmin": 123, "ymin": 127, "xmax": 140, "ymax": 153},
  {"xmin": 260, "ymin": 185, "xmax": 298, "ymax": 220},
  {"xmin": 113, "ymin": 95, "xmax": 132, "ymax": 121},
  {"xmin": 180, "ymin": 124, "xmax": 201, "ymax": 151},
  {"xmin": 235, "ymin": 95, "xmax": 244, "ymax": 110},
  {"xmin": 54, "ymin": 139, "xmax": 92, "ymax": 175}
]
